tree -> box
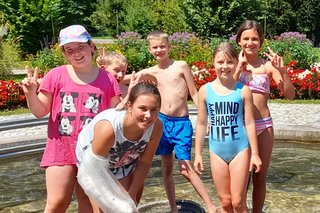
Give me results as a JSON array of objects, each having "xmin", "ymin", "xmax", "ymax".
[
  {"xmin": 89, "ymin": 0, "xmax": 127, "ymax": 37},
  {"xmin": 0, "ymin": 0, "xmax": 96, "ymax": 56},
  {"xmin": 150, "ymin": 0, "xmax": 190, "ymax": 34},
  {"xmin": 181, "ymin": 0, "xmax": 265, "ymax": 39},
  {"xmin": 264, "ymin": 0, "xmax": 295, "ymax": 38},
  {"xmin": 123, "ymin": 0, "xmax": 155, "ymax": 36}
]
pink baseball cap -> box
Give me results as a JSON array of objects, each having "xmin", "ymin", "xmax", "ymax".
[{"xmin": 59, "ymin": 25, "xmax": 91, "ymax": 46}]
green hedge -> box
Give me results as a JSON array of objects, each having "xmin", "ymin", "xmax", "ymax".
[{"xmin": 25, "ymin": 33, "xmax": 320, "ymax": 74}]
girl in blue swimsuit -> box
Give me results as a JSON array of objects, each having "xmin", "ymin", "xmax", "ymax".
[{"xmin": 194, "ymin": 42, "xmax": 262, "ymax": 213}]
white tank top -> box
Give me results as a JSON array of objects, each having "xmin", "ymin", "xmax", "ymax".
[{"xmin": 76, "ymin": 108, "xmax": 155, "ymax": 179}]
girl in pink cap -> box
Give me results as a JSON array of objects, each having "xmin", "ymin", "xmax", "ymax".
[{"xmin": 22, "ymin": 25, "xmax": 122, "ymax": 212}]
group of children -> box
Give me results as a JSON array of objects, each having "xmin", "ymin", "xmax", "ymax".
[{"xmin": 21, "ymin": 20, "xmax": 294, "ymax": 213}]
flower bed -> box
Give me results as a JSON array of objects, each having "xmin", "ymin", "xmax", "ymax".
[
  {"xmin": 1, "ymin": 60, "xmax": 319, "ymax": 111},
  {"xmin": 0, "ymin": 80, "xmax": 27, "ymax": 110},
  {"xmin": 191, "ymin": 60, "xmax": 320, "ymax": 100}
]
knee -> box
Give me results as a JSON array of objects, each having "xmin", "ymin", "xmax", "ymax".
[
  {"xmin": 219, "ymin": 196, "xmax": 233, "ymax": 210},
  {"xmin": 232, "ymin": 196, "xmax": 247, "ymax": 212},
  {"xmin": 45, "ymin": 196, "xmax": 71, "ymax": 212}
]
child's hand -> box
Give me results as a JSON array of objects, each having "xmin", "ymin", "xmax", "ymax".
[
  {"xmin": 263, "ymin": 46, "xmax": 287, "ymax": 73},
  {"xmin": 21, "ymin": 66, "xmax": 40, "ymax": 95},
  {"xmin": 250, "ymin": 154, "xmax": 262, "ymax": 173},
  {"xmin": 205, "ymin": 123, "xmax": 210, "ymax": 136},
  {"xmin": 127, "ymin": 71, "xmax": 142, "ymax": 92},
  {"xmin": 193, "ymin": 155, "xmax": 204, "ymax": 175},
  {"xmin": 238, "ymin": 49, "xmax": 247, "ymax": 69},
  {"xmin": 98, "ymin": 47, "xmax": 106, "ymax": 57},
  {"xmin": 96, "ymin": 47, "xmax": 107, "ymax": 68},
  {"xmin": 234, "ymin": 49, "xmax": 247, "ymax": 80}
]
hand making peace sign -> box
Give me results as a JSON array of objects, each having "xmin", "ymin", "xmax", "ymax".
[
  {"xmin": 98, "ymin": 46, "xmax": 106, "ymax": 57},
  {"xmin": 263, "ymin": 46, "xmax": 287, "ymax": 73},
  {"xmin": 21, "ymin": 66, "xmax": 40, "ymax": 95}
]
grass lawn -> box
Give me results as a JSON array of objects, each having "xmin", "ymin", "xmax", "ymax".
[
  {"xmin": 0, "ymin": 108, "xmax": 31, "ymax": 116},
  {"xmin": 269, "ymin": 99, "xmax": 320, "ymax": 104}
]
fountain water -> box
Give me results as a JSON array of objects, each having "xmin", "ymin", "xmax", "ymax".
[{"xmin": 0, "ymin": 141, "xmax": 319, "ymax": 213}]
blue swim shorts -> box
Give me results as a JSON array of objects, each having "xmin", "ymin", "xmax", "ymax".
[{"xmin": 156, "ymin": 112, "xmax": 193, "ymax": 160}]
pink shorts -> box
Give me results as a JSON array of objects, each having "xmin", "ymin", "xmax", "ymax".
[{"xmin": 256, "ymin": 117, "xmax": 273, "ymax": 135}]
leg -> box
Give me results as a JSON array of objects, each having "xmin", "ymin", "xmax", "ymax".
[
  {"xmin": 74, "ymin": 181, "xmax": 93, "ymax": 213},
  {"xmin": 229, "ymin": 149, "xmax": 250, "ymax": 213},
  {"xmin": 161, "ymin": 154, "xmax": 178, "ymax": 213},
  {"xmin": 210, "ymin": 153, "xmax": 233, "ymax": 213},
  {"xmin": 135, "ymin": 184, "xmax": 144, "ymax": 204},
  {"xmin": 179, "ymin": 159, "xmax": 217, "ymax": 213},
  {"xmin": 87, "ymin": 197, "xmax": 103, "ymax": 213},
  {"xmin": 252, "ymin": 127, "xmax": 274, "ymax": 213},
  {"xmin": 44, "ymin": 165, "xmax": 77, "ymax": 213},
  {"xmin": 119, "ymin": 171, "xmax": 144, "ymax": 204}
]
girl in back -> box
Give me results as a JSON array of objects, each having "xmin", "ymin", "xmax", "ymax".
[
  {"xmin": 194, "ymin": 42, "xmax": 262, "ymax": 213},
  {"xmin": 235, "ymin": 20, "xmax": 295, "ymax": 213}
]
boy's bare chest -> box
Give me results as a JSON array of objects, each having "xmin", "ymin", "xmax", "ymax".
[{"xmin": 155, "ymin": 69, "xmax": 183, "ymax": 85}]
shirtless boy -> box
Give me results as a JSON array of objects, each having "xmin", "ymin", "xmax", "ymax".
[{"xmin": 138, "ymin": 30, "xmax": 217, "ymax": 213}]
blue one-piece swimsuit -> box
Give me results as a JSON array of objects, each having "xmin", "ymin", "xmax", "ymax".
[{"xmin": 206, "ymin": 82, "xmax": 249, "ymax": 163}]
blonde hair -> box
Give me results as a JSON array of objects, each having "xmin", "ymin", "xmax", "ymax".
[
  {"xmin": 212, "ymin": 42, "xmax": 238, "ymax": 64},
  {"xmin": 147, "ymin": 30, "xmax": 169, "ymax": 45},
  {"xmin": 96, "ymin": 51, "xmax": 128, "ymax": 68}
]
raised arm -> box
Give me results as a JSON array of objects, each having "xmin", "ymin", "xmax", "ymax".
[
  {"xmin": 264, "ymin": 47, "xmax": 295, "ymax": 100},
  {"xmin": 193, "ymin": 85, "xmax": 208, "ymax": 174},
  {"xmin": 21, "ymin": 67, "xmax": 52, "ymax": 118},
  {"xmin": 234, "ymin": 49, "xmax": 247, "ymax": 81}
]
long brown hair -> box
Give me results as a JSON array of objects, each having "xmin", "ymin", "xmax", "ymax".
[{"xmin": 236, "ymin": 20, "xmax": 264, "ymax": 47}]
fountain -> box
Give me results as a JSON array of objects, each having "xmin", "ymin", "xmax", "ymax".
[{"xmin": 0, "ymin": 140, "xmax": 319, "ymax": 213}]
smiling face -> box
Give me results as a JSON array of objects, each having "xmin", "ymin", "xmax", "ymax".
[
  {"xmin": 105, "ymin": 62, "xmax": 127, "ymax": 83},
  {"xmin": 214, "ymin": 52, "xmax": 238, "ymax": 79},
  {"xmin": 238, "ymin": 29, "xmax": 261, "ymax": 55},
  {"xmin": 127, "ymin": 94, "xmax": 160, "ymax": 130},
  {"xmin": 63, "ymin": 42, "xmax": 94, "ymax": 68},
  {"xmin": 147, "ymin": 38, "xmax": 171, "ymax": 62}
]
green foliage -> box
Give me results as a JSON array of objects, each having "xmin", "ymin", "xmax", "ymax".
[
  {"xmin": 150, "ymin": 0, "xmax": 190, "ymax": 34},
  {"xmin": 0, "ymin": 0, "xmax": 96, "ymax": 56},
  {"xmin": 170, "ymin": 37, "xmax": 212, "ymax": 66},
  {"xmin": 210, "ymin": 37, "xmax": 229, "ymax": 51},
  {"xmin": 264, "ymin": 0, "xmax": 320, "ymax": 44},
  {"xmin": 98, "ymin": 32, "xmax": 214, "ymax": 72},
  {"xmin": 90, "ymin": 0, "xmax": 126, "ymax": 37},
  {"xmin": 27, "ymin": 44, "xmax": 66, "ymax": 73},
  {"xmin": 181, "ymin": 0, "xmax": 265, "ymax": 39},
  {"xmin": 0, "ymin": 107, "xmax": 30, "ymax": 115},
  {"xmin": 261, "ymin": 39, "xmax": 319, "ymax": 69},
  {"xmin": 123, "ymin": 0, "xmax": 155, "ymax": 37},
  {"xmin": 0, "ymin": 39, "xmax": 22, "ymax": 80},
  {"xmin": 99, "ymin": 34, "xmax": 154, "ymax": 73},
  {"xmin": 264, "ymin": 0, "xmax": 295, "ymax": 38}
]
